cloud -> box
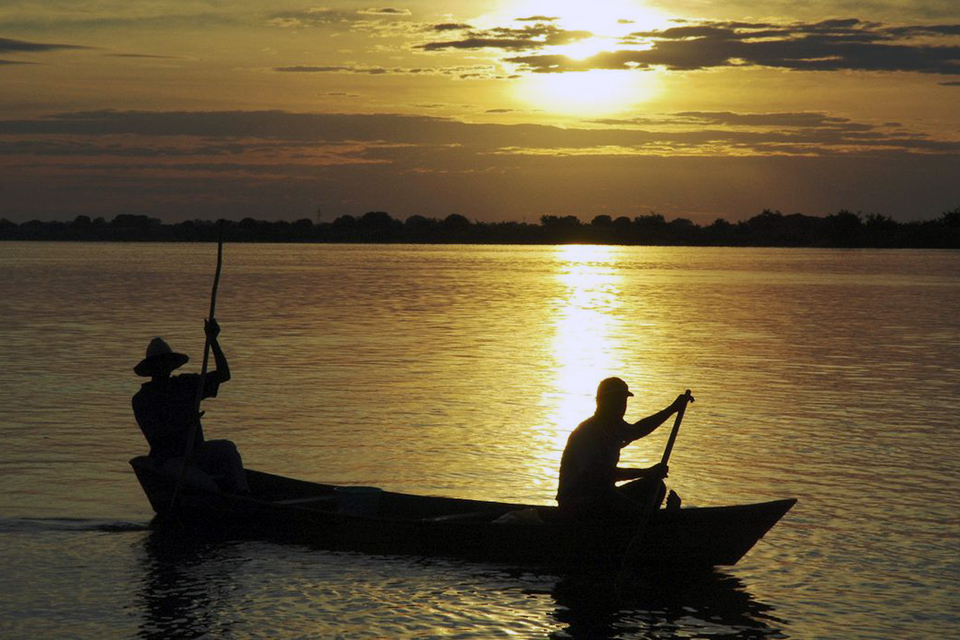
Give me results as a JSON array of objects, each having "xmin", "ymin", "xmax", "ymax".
[
  {"xmin": 499, "ymin": 18, "xmax": 960, "ymax": 75},
  {"xmin": 648, "ymin": 0, "xmax": 959, "ymax": 22},
  {"xmin": 2, "ymin": 110, "xmax": 957, "ymax": 222},
  {"xmin": 267, "ymin": 6, "xmax": 412, "ymax": 28},
  {"xmin": 358, "ymin": 8, "xmax": 412, "ymax": 16},
  {"xmin": 266, "ymin": 8, "xmax": 355, "ymax": 28},
  {"xmin": 0, "ymin": 58, "xmax": 33, "ymax": 65},
  {"xmin": 583, "ymin": 111, "xmax": 944, "ymax": 154},
  {"xmin": 670, "ymin": 112, "xmax": 866, "ymax": 128},
  {"xmin": 0, "ymin": 36, "xmax": 91, "ymax": 53},
  {"xmin": 106, "ymin": 53, "xmax": 184, "ymax": 59},
  {"xmin": 432, "ymin": 23, "xmax": 472, "ymax": 32},
  {"xmin": 270, "ymin": 64, "xmax": 502, "ymax": 79},
  {"xmin": 421, "ymin": 23, "xmax": 593, "ymax": 51},
  {"xmin": 516, "ymin": 16, "xmax": 559, "ymax": 22},
  {"xmin": 2, "ymin": 109, "xmax": 956, "ymax": 158},
  {"xmin": 884, "ymin": 24, "xmax": 960, "ymax": 36},
  {"xmin": 274, "ymin": 65, "xmax": 390, "ymax": 74},
  {"xmin": 0, "ymin": 12, "xmax": 240, "ymax": 31}
]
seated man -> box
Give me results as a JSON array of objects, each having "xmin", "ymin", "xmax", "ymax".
[
  {"xmin": 132, "ymin": 318, "xmax": 249, "ymax": 494},
  {"xmin": 556, "ymin": 377, "xmax": 687, "ymax": 520}
]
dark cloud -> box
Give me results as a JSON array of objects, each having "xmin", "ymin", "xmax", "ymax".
[
  {"xmin": 267, "ymin": 6, "xmax": 411, "ymax": 28},
  {"xmin": 2, "ymin": 109, "xmax": 956, "ymax": 157},
  {"xmin": 2, "ymin": 110, "xmax": 957, "ymax": 222},
  {"xmin": 274, "ymin": 65, "xmax": 389, "ymax": 74},
  {"xmin": 421, "ymin": 24, "xmax": 592, "ymax": 51},
  {"xmin": 672, "ymin": 112, "xmax": 864, "ymax": 128},
  {"xmin": 358, "ymin": 8, "xmax": 412, "ymax": 16},
  {"xmin": 432, "ymin": 23, "xmax": 472, "ymax": 32},
  {"xmin": 883, "ymin": 24, "xmax": 960, "ymax": 36},
  {"xmin": 267, "ymin": 9, "xmax": 354, "ymax": 28},
  {"xmin": 0, "ymin": 36, "xmax": 90, "ymax": 53},
  {"xmin": 271, "ymin": 64, "xmax": 501, "ymax": 78},
  {"xmin": 107, "ymin": 53, "xmax": 183, "ymax": 59},
  {"xmin": 0, "ymin": 139, "xmax": 232, "ymax": 157},
  {"xmin": 423, "ymin": 37, "xmax": 539, "ymax": 51},
  {"xmin": 0, "ymin": 13, "xmax": 239, "ymax": 31},
  {"xmin": 0, "ymin": 58, "xmax": 33, "ymax": 65},
  {"xmin": 516, "ymin": 16, "xmax": 559, "ymax": 22},
  {"xmin": 593, "ymin": 111, "xmax": 876, "ymax": 132},
  {"xmin": 496, "ymin": 18, "xmax": 960, "ymax": 75}
]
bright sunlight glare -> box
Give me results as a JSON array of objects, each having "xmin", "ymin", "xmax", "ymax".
[
  {"xmin": 490, "ymin": 1, "xmax": 669, "ymax": 115},
  {"xmin": 537, "ymin": 244, "xmax": 628, "ymax": 470},
  {"xmin": 515, "ymin": 69, "xmax": 660, "ymax": 116}
]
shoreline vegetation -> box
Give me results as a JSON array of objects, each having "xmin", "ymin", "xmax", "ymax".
[{"xmin": 2, "ymin": 208, "xmax": 958, "ymax": 248}]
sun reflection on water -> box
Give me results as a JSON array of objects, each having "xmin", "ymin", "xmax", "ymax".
[{"xmin": 532, "ymin": 245, "xmax": 628, "ymax": 486}]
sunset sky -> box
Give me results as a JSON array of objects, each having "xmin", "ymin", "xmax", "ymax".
[{"xmin": 1, "ymin": 1, "xmax": 958, "ymax": 224}]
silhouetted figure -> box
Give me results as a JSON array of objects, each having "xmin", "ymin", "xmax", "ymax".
[
  {"xmin": 132, "ymin": 319, "xmax": 249, "ymax": 494},
  {"xmin": 557, "ymin": 377, "xmax": 685, "ymax": 520}
]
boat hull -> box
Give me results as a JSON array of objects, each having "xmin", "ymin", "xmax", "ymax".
[{"xmin": 131, "ymin": 456, "xmax": 796, "ymax": 568}]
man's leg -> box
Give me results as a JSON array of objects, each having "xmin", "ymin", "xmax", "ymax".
[
  {"xmin": 198, "ymin": 439, "xmax": 250, "ymax": 493},
  {"xmin": 617, "ymin": 476, "xmax": 666, "ymax": 508},
  {"xmin": 161, "ymin": 456, "xmax": 220, "ymax": 492},
  {"xmin": 559, "ymin": 491, "xmax": 643, "ymax": 521}
]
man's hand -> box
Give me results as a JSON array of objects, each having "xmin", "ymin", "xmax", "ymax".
[
  {"xmin": 650, "ymin": 462, "xmax": 669, "ymax": 479},
  {"xmin": 204, "ymin": 318, "xmax": 221, "ymax": 340},
  {"xmin": 672, "ymin": 390, "xmax": 694, "ymax": 411},
  {"xmin": 205, "ymin": 317, "xmax": 230, "ymax": 382}
]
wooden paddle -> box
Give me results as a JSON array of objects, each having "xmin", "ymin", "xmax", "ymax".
[
  {"xmin": 617, "ymin": 389, "xmax": 694, "ymax": 584},
  {"xmin": 170, "ymin": 221, "xmax": 225, "ymax": 510}
]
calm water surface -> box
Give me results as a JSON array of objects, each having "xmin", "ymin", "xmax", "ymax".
[{"xmin": 1, "ymin": 243, "xmax": 958, "ymax": 638}]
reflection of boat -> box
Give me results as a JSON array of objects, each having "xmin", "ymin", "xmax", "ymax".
[
  {"xmin": 551, "ymin": 568, "xmax": 788, "ymax": 638},
  {"xmin": 131, "ymin": 456, "xmax": 796, "ymax": 568}
]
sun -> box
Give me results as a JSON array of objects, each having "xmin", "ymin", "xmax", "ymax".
[{"xmin": 489, "ymin": 1, "xmax": 669, "ymax": 115}]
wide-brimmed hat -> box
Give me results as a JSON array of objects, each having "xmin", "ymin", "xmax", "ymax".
[
  {"xmin": 134, "ymin": 337, "xmax": 189, "ymax": 377},
  {"xmin": 596, "ymin": 377, "xmax": 634, "ymax": 400}
]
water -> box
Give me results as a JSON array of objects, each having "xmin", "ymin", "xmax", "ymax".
[{"xmin": 1, "ymin": 242, "xmax": 958, "ymax": 638}]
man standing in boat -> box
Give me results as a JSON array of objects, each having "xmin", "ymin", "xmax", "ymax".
[
  {"xmin": 132, "ymin": 318, "xmax": 249, "ymax": 494},
  {"xmin": 557, "ymin": 377, "xmax": 687, "ymax": 520}
]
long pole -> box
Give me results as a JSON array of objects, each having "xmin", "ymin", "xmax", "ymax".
[
  {"xmin": 170, "ymin": 221, "xmax": 225, "ymax": 510},
  {"xmin": 618, "ymin": 389, "xmax": 694, "ymax": 584},
  {"xmin": 658, "ymin": 390, "xmax": 693, "ymax": 467}
]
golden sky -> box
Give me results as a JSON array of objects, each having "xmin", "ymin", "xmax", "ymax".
[{"xmin": 1, "ymin": 1, "xmax": 958, "ymax": 223}]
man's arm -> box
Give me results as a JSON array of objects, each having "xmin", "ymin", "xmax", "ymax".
[
  {"xmin": 205, "ymin": 318, "xmax": 231, "ymax": 383},
  {"xmin": 613, "ymin": 462, "xmax": 668, "ymax": 482},
  {"xmin": 623, "ymin": 393, "xmax": 689, "ymax": 442}
]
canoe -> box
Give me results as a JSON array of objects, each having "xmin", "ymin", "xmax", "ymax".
[{"xmin": 130, "ymin": 455, "xmax": 796, "ymax": 568}]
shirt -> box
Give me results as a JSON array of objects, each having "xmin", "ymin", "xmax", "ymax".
[
  {"xmin": 132, "ymin": 373, "xmax": 220, "ymax": 462},
  {"xmin": 556, "ymin": 414, "xmax": 636, "ymax": 503}
]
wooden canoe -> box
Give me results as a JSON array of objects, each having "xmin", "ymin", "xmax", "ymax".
[{"xmin": 130, "ymin": 456, "xmax": 796, "ymax": 568}]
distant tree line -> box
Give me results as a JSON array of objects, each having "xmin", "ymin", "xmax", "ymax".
[{"xmin": 1, "ymin": 208, "xmax": 958, "ymax": 248}]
